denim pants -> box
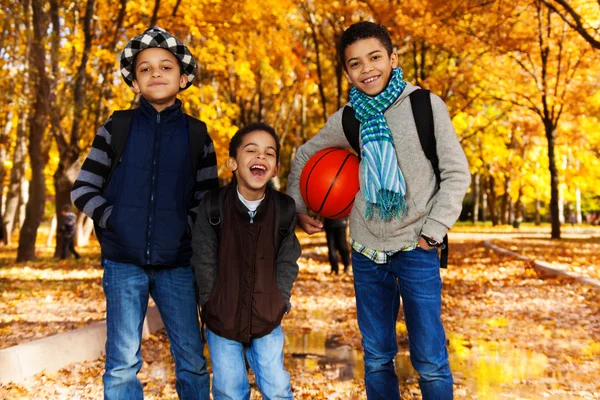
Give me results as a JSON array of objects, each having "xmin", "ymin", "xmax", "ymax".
[
  {"xmin": 352, "ymin": 248, "xmax": 453, "ymax": 400},
  {"xmin": 102, "ymin": 259, "xmax": 210, "ymax": 400},
  {"xmin": 206, "ymin": 325, "xmax": 292, "ymax": 400}
]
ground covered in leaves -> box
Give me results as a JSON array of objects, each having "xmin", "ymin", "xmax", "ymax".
[
  {"xmin": 493, "ymin": 236, "xmax": 600, "ymax": 281},
  {"xmin": 0, "ymin": 244, "xmax": 105, "ymax": 349},
  {"xmin": 1, "ymin": 227, "xmax": 599, "ymax": 399}
]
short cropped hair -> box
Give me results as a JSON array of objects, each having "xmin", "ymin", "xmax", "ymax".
[
  {"xmin": 229, "ymin": 123, "xmax": 281, "ymax": 163},
  {"xmin": 337, "ymin": 21, "xmax": 394, "ymax": 70}
]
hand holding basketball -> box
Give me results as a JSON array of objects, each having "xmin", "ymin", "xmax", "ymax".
[
  {"xmin": 299, "ymin": 148, "xmax": 360, "ymax": 219},
  {"xmin": 296, "ymin": 213, "xmax": 324, "ymax": 234}
]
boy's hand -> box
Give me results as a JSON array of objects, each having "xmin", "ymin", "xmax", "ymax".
[
  {"xmin": 297, "ymin": 213, "xmax": 323, "ymax": 234},
  {"xmin": 418, "ymin": 236, "xmax": 434, "ymax": 250}
]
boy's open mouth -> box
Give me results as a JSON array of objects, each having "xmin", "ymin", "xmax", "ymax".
[{"xmin": 250, "ymin": 164, "xmax": 267, "ymax": 177}]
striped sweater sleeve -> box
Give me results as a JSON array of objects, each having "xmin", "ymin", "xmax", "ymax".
[
  {"xmin": 187, "ymin": 135, "xmax": 219, "ymax": 232},
  {"xmin": 71, "ymin": 117, "xmax": 114, "ymax": 229}
]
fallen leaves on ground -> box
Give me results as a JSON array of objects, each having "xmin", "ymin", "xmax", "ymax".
[
  {"xmin": 493, "ymin": 236, "xmax": 600, "ymax": 280},
  {"xmin": 0, "ymin": 244, "xmax": 105, "ymax": 349},
  {"xmin": 1, "ymin": 229, "xmax": 599, "ymax": 399}
]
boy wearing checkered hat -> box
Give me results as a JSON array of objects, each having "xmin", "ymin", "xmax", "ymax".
[{"xmin": 72, "ymin": 27, "xmax": 217, "ymax": 400}]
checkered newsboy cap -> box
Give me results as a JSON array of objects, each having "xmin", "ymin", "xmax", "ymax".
[{"xmin": 119, "ymin": 27, "xmax": 196, "ymax": 90}]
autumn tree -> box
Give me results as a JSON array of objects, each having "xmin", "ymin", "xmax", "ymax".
[
  {"xmin": 50, "ymin": 0, "xmax": 95, "ymax": 256},
  {"xmin": 493, "ymin": 0, "xmax": 594, "ymax": 237},
  {"xmin": 540, "ymin": 0, "xmax": 600, "ymax": 49},
  {"xmin": 17, "ymin": 0, "xmax": 52, "ymax": 261}
]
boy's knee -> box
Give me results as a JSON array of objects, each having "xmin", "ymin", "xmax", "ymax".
[
  {"xmin": 412, "ymin": 358, "xmax": 452, "ymax": 382},
  {"xmin": 363, "ymin": 353, "xmax": 396, "ymax": 374},
  {"xmin": 257, "ymin": 371, "xmax": 292, "ymax": 399}
]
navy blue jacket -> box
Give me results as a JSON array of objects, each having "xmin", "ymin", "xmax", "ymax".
[{"xmin": 95, "ymin": 98, "xmax": 212, "ymax": 266}]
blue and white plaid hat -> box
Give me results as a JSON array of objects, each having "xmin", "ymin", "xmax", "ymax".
[{"xmin": 119, "ymin": 27, "xmax": 196, "ymax": 90}]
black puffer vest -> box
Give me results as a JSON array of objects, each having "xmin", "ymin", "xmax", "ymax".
[{"xmin": 101, "ymin": 98, "xmax": 194, "ymax": 266}]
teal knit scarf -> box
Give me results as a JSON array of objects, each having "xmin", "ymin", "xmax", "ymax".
[{"xmin": 349, "ymin": 67, "xmax": 407, "ymax": 221}]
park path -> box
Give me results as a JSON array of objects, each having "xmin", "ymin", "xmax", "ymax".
[{"xmin": 1, "ymin": 233, "xmax": 599, "ymax": 399}]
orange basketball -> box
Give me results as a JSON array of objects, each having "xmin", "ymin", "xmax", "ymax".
[{"xmin": 299, "ymin": 148, "xmax": 360, "ymax": 219}]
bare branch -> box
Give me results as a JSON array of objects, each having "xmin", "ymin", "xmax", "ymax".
[{"xmin": 540, "ymin": 0, "xmax": 600, "ymax": 49}]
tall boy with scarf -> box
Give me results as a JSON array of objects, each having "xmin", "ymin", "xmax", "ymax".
[{"xmin": 287, "ymin": 22, "xmax": 470, "ymax": 400}]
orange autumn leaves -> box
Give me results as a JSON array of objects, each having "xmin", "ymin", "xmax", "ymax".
[{"xmin": 2, "ymin": 229, "xmax": 599, "ymax": 398}]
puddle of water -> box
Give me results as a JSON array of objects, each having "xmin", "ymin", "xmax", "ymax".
[
  {"xmin": 447, "ymin": 332, "xmax": 557, "ymax": 399},
  {"xmin": 285, "ymin": 330, "xmax": 565, "ymax": 399},
  {"xmin": 285, "ymin": 331, "xmax": 361, "ymax": 381}
]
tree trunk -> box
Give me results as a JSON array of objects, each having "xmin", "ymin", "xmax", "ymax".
[
  {"xmin": 307, "ymin": 11, "xmax": 328, "ymax": 122},
  {"xmin": 575, "ymin": 187, "xmax": 582, "ymax": 224},
  {"xmin": 4, "ymin": 10, "xmax": 31, "ymax": 245},
  {"xmin": 52, "ymin": 0, "xmax": 94, "ymax": 256},
  {"xmin": 3, "ymin": 116, "xmax": 28, "ymax": 245},
  {"xmin": 0, "ymin": 108, "xmax": 13, "ymax": 243},
  {"xmin": 486, "ymin": 175, "xmax": 498, "ymax": 226},
  {"xmin": 482, "ymin": 191, "xmax": 487, "ymax": 223},
  {"xmin": 75, "ymin": 213, "xmax": 95, "ymax": 247},
  {"xmin": 500, "ymin": 178, "xmax": 510, "ymax": 225},
  {"xmin": 535, "ymin": 197, "xmax": 541, "ymax": 225},
  {"xmin": 473, "ymin": 173, "xmax": 480, "ymax": 224},
  {"xmin": 257, "ymin": 71, "xmax": 263, "ymax": 120},
  {"xmin": 17, "ymin": 0, "xmax": 51, "ymax": 261},
  {"xmin": 45, "ymin": 214, "xmax": 57, "ymax": 248},
  {"xmin": 514, "ymin": 185, "xmax": 523, "ymax": 222},
  {"xmin": 335, "ymin": 58, "xmax": 343, "ymax": 110},
  {"xmin": 545, "ymin": 121, "xmax": 561, "ymax": 238},
  {"xmin": 558, "ymin": 192, "xmax": 565, "ymax": 224},
  {"xmin": 301, "ymin": 93, "xmax": 307, "ymax": 143}
]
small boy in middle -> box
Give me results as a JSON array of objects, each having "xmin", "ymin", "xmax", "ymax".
[{"xmin": 191, "ymin": 122, "xmax": 301, "ymax": 400}]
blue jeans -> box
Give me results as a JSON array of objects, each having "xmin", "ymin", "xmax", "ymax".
[
  {"xmin": 102, "ymin": 259, "xmax": 210, "ymax": 400},
  {"xmin": 206, "ymin": 325, "xmax": 292, "ymax": 400},
  {"xmin": 352, "ymin": 248, "xmax": 453, "ymax": 400}
]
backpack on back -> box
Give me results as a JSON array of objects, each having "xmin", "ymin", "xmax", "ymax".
[
  {"xmin": 203, "ymin": 186, "xmax": 296, "ymax": 248},
  {"xmin": 341, "ymin": 89, "xmax": 449, "ymax": 268}
]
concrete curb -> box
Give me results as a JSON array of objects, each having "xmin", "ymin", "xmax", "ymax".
[
  {"xmin": 483, "ymin": 240, "xmax": 600, "ymax": 290},
  {"xmin": 0, "ymin": 305, "xmax": 164, "ymax": 384}
]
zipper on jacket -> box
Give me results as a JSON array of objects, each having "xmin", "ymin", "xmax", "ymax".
[{"xmin": 146, "ymin": 113, "xmax": 161, "ymax": 264}]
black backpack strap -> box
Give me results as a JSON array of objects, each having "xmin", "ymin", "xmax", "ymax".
[
  {"xmin": 410, "ymin": 89, "xmax": 449, "ymax": 268},
  {"xmin": 440, "ymin": 235, "xmax": 449, "ymax": 268},
  {"xmin": 204, "ymin": 187, "xmax": 226, "ymax": 240},
  {"xmin": 186, "ymin": 115, "xmax": 208, "ymax": 175},
  {"xmin": 273, "ymin": 190, "xmax": 296, "ymax": 248},
  {"xmin": 105, "ymin": 110, "xmax": 135, "ymax": 191},
  {"xmin": 342, "ymin": 106, "xmax": 361, "ymax": 160},
  {"xmin": 410, "ymin": 89, "xmax": 440, "ymax": 183}
]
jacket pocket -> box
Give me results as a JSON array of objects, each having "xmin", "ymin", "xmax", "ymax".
[
  {"xmin": 203, "ymin": 282, "xmax": 236, "ymax": 332},
  {"xmin": 252, "ymin": 288, "xmax": 286, "ymax": 326},
  {"xmin": 409, "ymin": 191, "xmax": 427, "ymax": 214}
]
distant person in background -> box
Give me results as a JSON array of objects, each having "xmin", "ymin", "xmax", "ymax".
[
  {"xmin": 324, "ymin": 217, "xmax": 350, "ymax": 274},
  {"xmin": 58, "ymin": 204, "xmax": 80, "ymax": 260}
]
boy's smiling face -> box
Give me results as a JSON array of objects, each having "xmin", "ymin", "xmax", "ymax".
[
  {"xmin": 343, "ymin": 37, "xmax": 398, "ymax": 97},
  {"xmin": 228, "ymin": 130, "xmax": 280, "ymax": 201},
  {"xmin": 131, "ymin": 47, "xmax": 188, "ymax": 112}
]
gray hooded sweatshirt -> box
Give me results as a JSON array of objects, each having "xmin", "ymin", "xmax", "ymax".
[{"xmin": 287, "ymin": 83, "xmax": 471, "ymax": 251}]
